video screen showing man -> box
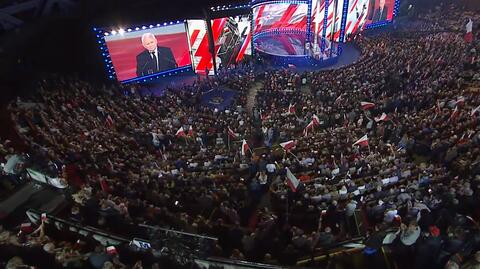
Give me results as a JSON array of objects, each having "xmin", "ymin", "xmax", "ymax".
[
  {"xmin": 104, "ymin": 23, "xmax": 191, "ymax": 82},
  {"xmin": 136, "ymin": 33, "xmax": 178, "ymax": 77},
  {"xmin": 367, "ymin": 0, "xmax": 393, "ymax": 24}
]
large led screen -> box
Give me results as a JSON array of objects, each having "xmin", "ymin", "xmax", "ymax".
[
  {"xmin": 344, "ymin": 0, "xmax": 369, "ymax": 39},
  {"xmin": 104, "ymin": 23, "xmax": 191, "ymax": 82},
  {"xmin": 311, "ymin": 0, "xmax": 326, "ymax": 41},
  {"xmin": 325, "ymin": 0, "xmax": 345, "ymax": 42},
  {"xmin": 253, "ymin": 3, "xmax": 308, "ymax": 34},
  {"xmin": 187, "ymin": 20, "xmax": 213, "ymax": 75},
  {"xmin": 211, "ymin": 15, "xmax": 252, "ymax": 68},
  {"xmin": 365, "ymin": 0, "xmax": 395, "ymax": 25}
]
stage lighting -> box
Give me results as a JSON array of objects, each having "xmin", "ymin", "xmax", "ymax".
[
  {"xmin": 127, "ymin": 28, "xmax": 132, "ymax": 32},
  {"xmin": 104, "ymin": 32, "xmax": 109, "ymax": 36},
  {"xmin": 157, "ymin": 24, "xmax": 161, "ymax": 27},
  {"xmin": 142, "ymin": 26, "xmax": 147, "ymax": 29},
  {"xmin": 111, "ymin": 30, "xmax": 117, "ymax": 35},
  {"xmin": 149, "ymin": 25, "xmax": 154, "ymax": 28},
  {"xmin": 118, "ymin": 28, "xmax": 125, "ymax": 35}
]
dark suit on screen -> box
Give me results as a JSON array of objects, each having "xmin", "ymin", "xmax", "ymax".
[
  {"xmin": 136, "ymin": 46, "xmax": 177, "ymax": 77},
  {"xmin": 372, "ymin": 6, "xmax": 389, "ymax": 22}
]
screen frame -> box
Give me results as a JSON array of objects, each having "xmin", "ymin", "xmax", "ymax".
[{"xmin": 94, "ymin": 20, "xmax": 193, "ymax": 84}]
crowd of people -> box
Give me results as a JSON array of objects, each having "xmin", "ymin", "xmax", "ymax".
[{"xmin": 1, "ymin": 4, "xmax": 480, "ymax": 269}]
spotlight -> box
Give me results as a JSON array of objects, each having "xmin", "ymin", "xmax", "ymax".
[
  {"xmin": 164, "ymin": 22, "xmax": 167, "ymax": 26},
  {"xmin": 142, "ymin": 26, "xmax": 146, "ymax": 29},
  {"xmin": 111, "ymin": 30, "xmax": 117, "ymax": 35},
  {"xmin": 104, "ymin": 32, "xmax": 109, "ymax": 36},
  {"xmin": 135, "ymin": 27, "xmax": 140, "ymax": 30},
  {"xmin": 127, "ymin": 28, "xmax": 132, "ymax": 32},
  {"xmin": 149, "ymin": 25, "xmax": 154, "ymax": 28},
  {"xmin": 118, "ymin": 28, "xmax": 125, "ymax": 35}
]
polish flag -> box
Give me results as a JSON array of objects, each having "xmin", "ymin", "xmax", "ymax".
[
  {"xmin": 471, "ymin": 104, "xmax": 480, "ymax": 117},
  {"xmin": 227, "ymin": 126, "xmax": 238, "ymax": 139},
  {"xmin": 312, "ymin": 114, "xmax": 320, "ymax": 126},
  {"xmin": 303, "ymin": 120, "xmax": 315, "ymax": 136},
  {"xmin": 449, "ymin": 106, "xmax": 460, "ymax": 122},
  {"xmin": 105, "ymin": 115, "xmax": 114, "ymax": 128},
  {"xmin": 465, "ymin": 19, "xmax": 473, "ymax": 43},
  {"xmin": 188, "ymin": 126, "xmax": 194, "ymax": 137},
  {"xmin": 285, "ymin": 167, "xmax": 300, "ymax": 192},
  {"xmin": 375, "ymin": 113, "xmax": 389, "ymax": 122},
  {"xmin": 280, "ymin": 140, "xmax": 296, "ymax": 152},
  {"xmin": 352, "ymin": 134, "xmax": 369, "ymax": 147},
  {"xmin": 176, "ymin": 127, "xmax": 186, "ymax": 138},
  {"xmin": 241, "ymin": 139, "xmax": 250, "ymax": 156},
  {"xmin": 20, "ymin": 223, "xmax": 33, "ymax": 233},
  {"xmin": 261, "ymin": 113, "xmax": 270, "ymax": 122},
  {"xmin": 288, "ymin": 103, "xmax": 296, "ymax": 114},
  {"xmin": 360, "ymin": 101, "xmax": 375, "ymax": 110},
  {"xmin": 456, "ymin": 96, "xmax": 465, "ymax": 106},
  {"xmin": 435, "ymin": 100, "xmax": 442, "ymax": 114},
  {"xmin": 106, "ymin": 246, "xmax": 117, "ymax": 255}
]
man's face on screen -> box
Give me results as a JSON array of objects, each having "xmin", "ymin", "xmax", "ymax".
[
  {"xmin": 379, "ymin": 0, "xmax": 385, "ymax": 9},
  {"xmin": 142, "ymin": 35, "xmax": 157, "ymax": 52}
]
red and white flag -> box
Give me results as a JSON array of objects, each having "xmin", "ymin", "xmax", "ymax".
[
  {"xmin": 20, "ymin": 223, "xmax": 33, "ymax": 233},
  {"xmin": 353, "ymin": 134, "xmax": 369, "ymax": 147},
  {"xmin": 449, "ymin": 106, "xmax": 460, "ymax": 122},
  {"xmin": 288, "ymin": 103, "xmax": 296, "ymax": 114},
  {"xmin": 303, "ymin": 120, "xmax": 315, "ymax": 136},
  {"xmin": 456, "ymin": 96, "xmax": 465, "ymax": 106},
  {"xmin": 285, "ymin": 167, "xmax": 300, "ymax": 192},
  {"xmin": 360, "ymin": 101, "xmax": 375, "ymax": 110},
  {"xmin": 188, "ymin": 126, "xmax": 194, "ymax": 137},
  {"xmin": 435, "ymin": 100, "xmax": 442, "ymax": 115},
  {"xmin": 106, "ymin": 246, "xmax": 117, "ymax": 255},
  {"xmin": 176, "ymin": 127, "xmax": 186, "ymax": 138},
  {"xmin": 280, "ymin": 140, "xmax": 296, "ymax": 152},
  {"xmin": 375, "ymin": 113, "xmax": 389, "ymax": 122},
  {"xmin": 465, "ymin": 19, "xmax": 473, "ymax": 43},
  {"xmin": 241, "ymin": 139, "xmax": 250, "ymax": 156},
  {"xmin": 471, "ymin": 104, "xmax": 480, "ymax": 117},
  {"xmin": 312, "ymin": 114, "xmax": 320, "ymax": 126},
  {"xmin": 227, "ymin": 127, "xmax": 238, "ymax": 139},
  {"xmin": 105, "ymin": 115, "xmax": 114, "ymax": 128}
]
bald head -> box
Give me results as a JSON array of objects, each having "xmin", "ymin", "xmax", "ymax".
[{"xmin": 141, "ymin": 33, "xmax": 157, "ymax": 52}]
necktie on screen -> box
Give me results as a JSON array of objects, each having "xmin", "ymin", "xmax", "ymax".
[{"xmin": 151, "ymin": 52, "xmax": 158, "ymax": 72}]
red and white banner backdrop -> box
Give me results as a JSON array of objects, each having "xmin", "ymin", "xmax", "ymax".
[
  {"xmin": 187, "ymin": 20, "xmax": 214, "ymax": 75},
  {"xmin": 211, "ymin": 15, "xmax": 252, "ymax": 68},
  {"xmin": 253, "ymin": 3, "xmax": 308, "ymax": 34},
  {"xmin": 324, "ymin": 0, "xmax": 345, "ymax": 42},
  {"xmin": 104, "ymin": 23, "xmax": 191, "ymax": 81}
]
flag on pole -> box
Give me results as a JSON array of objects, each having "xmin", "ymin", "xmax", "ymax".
[
  {"xmin": 465, "ymin": 18, "xmax": 473, "ymax": 43},
  {"xmin": 105, "ymin": 115, "xmax": 114, "ymax": 128},
  {"xmin": 352, "ymin": 134, "xmax": 369, "ymax": 147},
  {"xmin": 456, "ymin": 96, "xmax": 465, "ymax": 106},
  {"xmin": 360, "ymin": 101, "xmax": 375, "ymax": 110},
  {"xmin": 285, "ymin": 167, "xmax": 300, "ymax": 192},
  {"xmin": 312, "ymin": 114, "xmax": 320, "ymax": 126},
  {"xmin": 280, "ymin": 140, "xmax": 296, "ymax": 152},
  {"xmin": 471, "ymin": 104, "xmax": 480, "ymax": 117},
  {"xmin": 227, "ymin": 127, "xmax": 238, "ymax": 139},
  {"xmin": 303, "ymin": 120, "xmax": 315, "ymax": 136},
  {"xmin": 187, "ymin": 126, "xmax": 194, "ymax": 137},
  {"xmin": 435, "ymin": 100, "xmax": 442, "ymax": 115},
  {"xmin": 449, "ymin": 106, "xmax": 460, "ymax": 122},
  {"xmin": 375, "ymin": 113, "xmax": 389, "ymax": 122},
  {"xmin": 176, "ymin": 127, "xmax": 186, "ymax": 138},
  {"xmin": 288, "ymin": 103, "xmax": 296, "ymax": 114},
  {"xmin": 241, "ymin": 139, "xmax": 250, "ymax": 156}
]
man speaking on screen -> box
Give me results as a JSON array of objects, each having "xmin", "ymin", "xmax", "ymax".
[{"xmin": 136, "ymin": 33, "xmax": 177, "ymax": 77}]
